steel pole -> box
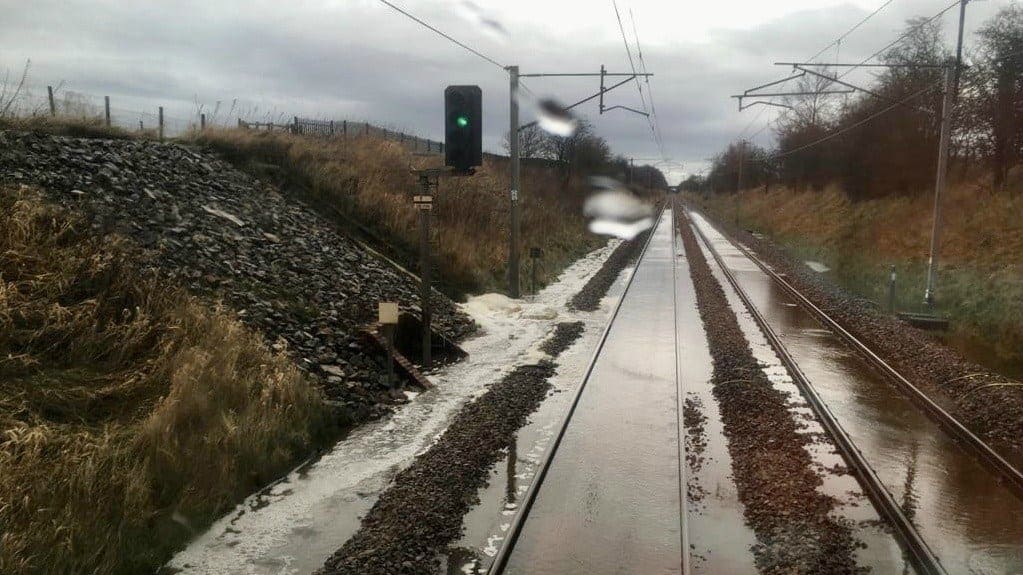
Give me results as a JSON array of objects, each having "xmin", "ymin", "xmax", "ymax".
[
  {"xmin": 924, "ymin": 65, "xmax": 955, "ymax": 308},
  {"xmin": 953, "ymin": 0, "xmax": 968, "ymax": 96},
  {"xmin": 508, "ymin": 65, "xmax": 521, "ymax": 299}
]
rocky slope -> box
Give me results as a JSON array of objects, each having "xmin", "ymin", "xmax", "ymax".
[{"xmin": 0, "ymin": 130, "xmax": 475, "ymax": 424}]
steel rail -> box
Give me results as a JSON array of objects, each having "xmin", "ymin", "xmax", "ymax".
[
  {"xmin": 487, "ymin": 205, "xmax": 671, "ymax": 575},
  {"xmin": 709, "ymin": 216, "xmax": 1023, "ymax": 498},
  {"xmin": 686, "ymin": 211, "xmax": 948, "ymax": 575}
]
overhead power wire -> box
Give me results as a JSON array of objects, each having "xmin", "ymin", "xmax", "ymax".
[
  {"xmin": 807, "ymin": 0, "xmax": 899, "ymax": 62},
  {"xmin": 837, "ymin": 0, "xmax": 960, "ymax": 80},
  {"xmin": 769, "ymin": 78, "xmax": 940, "ymax": 159},
  {"xmin": 375, "ymin": 0, "xmax": 506, "ymax": 70},
  {"xmin": 612, "ymin": 0, "xmax": 649, "ymax": 114},
  {"xmin": 741, "ymin": 0, "xmax": 954, "ymax": 158},
  {"xmin": 627, "ymin": 5, "xmax": 667, "ymax": 160}
]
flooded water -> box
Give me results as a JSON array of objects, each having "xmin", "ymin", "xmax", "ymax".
[
  {"xmin": 165, "ymin": 241, "xmax": 625, "ymax": 575},
  {"xmin": 690, "ymin": 212, "xmax": 1023, "ymax": 574},
  {"xmin": 442, "ymin": 261, "xmax": 634, "ymax": 573},
  {"xmin": 673, "ymin": 228, "xmax": 759, "ymax": 574},
  {"xmin": 499, "ymin": 209, "xmax": 684, "ymax": 574}
]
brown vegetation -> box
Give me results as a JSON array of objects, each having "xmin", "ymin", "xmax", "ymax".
[
  {"xmin": 696, "ymin": 184, "xmax": 1023, "ymax": 377},
  {"xmin": 187, "ymin": 128, "xmax": 611, "ymax": 298},
  {"xmin": 0, "ymin": 186, "xmax": 333, "ymax": 574}
]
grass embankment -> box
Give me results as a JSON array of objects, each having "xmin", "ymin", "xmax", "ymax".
[
  {"xmin": 187, "ymin": 129, "xmax": 605, "ymax": 299},
  {"xmin": 0, "ymin": 186, "xmax": 334, "ymax": 574},
  {"xmin": 695, "ymin": 184, "xmax": 1023, "ymax": 378},
  {"xmin": 0, "ymin": 115, "xmax": 139, "ymax": 139}
]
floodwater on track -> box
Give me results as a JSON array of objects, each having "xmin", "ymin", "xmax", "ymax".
[
  {"xmin": 498, "ymin": 209, "xmax": 683, "ymax": 574},
  {"xmin": 691, "ymin": 211, "xmax": 1023, "ymax": 575},
  {"xmin": 674, "ymin": 227, "xmax": 759, "ymax": 574},
  {"xmin": 439, "ymin": 262, "xmax": 633, "ymax": 574}
]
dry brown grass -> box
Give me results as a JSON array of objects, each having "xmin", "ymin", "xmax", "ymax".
[
  {"xmin": 0, "ymin": 115, "xmax": 138, "ymax": 140},
  {"xmin": 695, "ymin": 183, "xmax": 1023, "ymax": 377},
  {"xmin": 188, "ymin": 129, "xmax": 605, "ymax": 297},
  {"xmin": 0, "ymin": 186, "xmax": 333, "ymax": 574}
]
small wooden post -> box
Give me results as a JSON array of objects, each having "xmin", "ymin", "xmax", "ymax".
[
  {"xmin": 158, "ymin": 106, "xmax": 164, "ymax": 140},
  {"xmin": 47, "ymin": 86, "xmax": 56, "ymax": 116},
  {"xmin": 329, "ymin": 120, "xmax": 335, "ymax": 136},
  {"xmin": 138, "ymin": 119, "xmax": 143, "ymax": 132},
  {"xmin": 343, "ymin": 120, "xmax": 347, "ymax": 137},
  {"xmin": 364, "ymin": 122, "xmax": 369, "ymax": 136},
  {"xmin": 293, "ymin": 115, "xmax": 299, "ymax": 134},
  {"xmin": 200, "ymin": 113, "xmax": 206, "ymax": 131},
  {"xmin": 379, "ymin": 302, "xmax": 400, "ymax": 388},
  {"xmin": 104, "ymin": 96, "xmax": 111, "ymax": 126}
]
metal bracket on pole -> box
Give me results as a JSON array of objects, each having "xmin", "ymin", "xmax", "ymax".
[{"xmin": 603, "ymin": 105, "xmax": 649, "ymax": 117}]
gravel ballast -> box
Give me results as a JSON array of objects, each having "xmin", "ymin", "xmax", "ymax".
[
  {"xmin": 0, "ymin": 131, "xmax": 475, "ymax": 426},
  {"xmin": 701, "ymin": 208, "xmax": 1023, "ymax": 457},
  {"xmin": 318, "ymin": 320, "xmax": 588, "ymax": 574},
  {"xmin": 677, "ymin": 209, "xmax": 864, "ymax": 574},
  {"xmin": 568, "ymin": 231, "xmax": 649, "ymax": 311}
]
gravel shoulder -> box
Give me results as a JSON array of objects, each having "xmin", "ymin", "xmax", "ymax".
[
  {"xmin": 568, "ymin": 232, "xmax": 648, "ymax": 311},
  {"xmin": 318, "ymin": 235, "xmax": 638, "ymax": 574},
  {"xmin": 317, "ymin": 324, "xmax": 582, "ymax": 574},
  {"xmin": 0, "ymin": 130, "xmax": 475, "ymax": 428},
  {"xmin": 695, "ymin": 207, "xmax": 1023, "ymax": 458},
  {"xmin": 677, "ymin": 209, "xmax": 865, "ymax": 574}
]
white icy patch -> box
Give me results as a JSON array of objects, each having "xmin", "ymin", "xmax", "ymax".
[
  {"xmin": 165, "ymin": 239, "xmax": 621, "ymax": 575},
  {"xmin": 805, "ymin": 260, "xmax": 830, "ymax": 273}
]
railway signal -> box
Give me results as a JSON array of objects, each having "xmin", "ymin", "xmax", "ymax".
[{"xmin": 444, "ymin": 85, "xmax": 482, "ymax": 172}]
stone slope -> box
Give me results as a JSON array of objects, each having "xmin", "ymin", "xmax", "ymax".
[{"xmin": 0, "ymin": 130, "xmax": 475, "ymax": 423}]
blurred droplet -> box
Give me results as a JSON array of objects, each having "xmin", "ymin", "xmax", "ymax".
[
  {"xmin": 536, "ymin": 99, "xmax": 577, "ymax": 137},
  {"xmin": 588, "ymin": 217, "xmax": 655, "ymax": 240},
  {"xmin": 583, "ymin": 183, "xmax": 654, "ymax": 240},
  {"xmin": 460, "ymin": 1, "xmax": 509, "ymax": 41}
]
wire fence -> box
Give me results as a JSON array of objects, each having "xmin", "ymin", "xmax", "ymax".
[{"xmin": 0, "ymin": 77, "xmax": 443, "ymax": 154}]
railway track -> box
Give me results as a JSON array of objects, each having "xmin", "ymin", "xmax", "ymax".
[
  {"xmin": 710, "ymin": 222, "xmax": 1023, "ymax": 498},
  {"xmin": 687, "ymin": 210, "xmax": 946, "ymax": 575},
  {"xmin": 487, "ymin": 205, "xmax": 677, "ymax": 574},
  {"xmin": 487, "ymin": 205, "xmax": 1023, "ymax": 574}
]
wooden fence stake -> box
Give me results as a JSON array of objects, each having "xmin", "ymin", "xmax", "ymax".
[
  {"xmin": 47, "ymin": 86, "xmax": 56, "ymax": 116},
  {"xmin": 158, "ymin": 106, "xmax": 164, "ymax": 140},
  {"xmin": 104, "ymin": 96, "xmax": 111, "ymax": 126}
]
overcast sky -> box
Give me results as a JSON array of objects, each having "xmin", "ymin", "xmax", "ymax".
[{"xmin": 1, "ymin": 0, "xmax": 1014, "ymax": 183}]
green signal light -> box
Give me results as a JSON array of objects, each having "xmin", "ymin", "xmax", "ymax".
[{"xmin": 456, "ymin": 116, "xmax": 469, "ymax": 128}]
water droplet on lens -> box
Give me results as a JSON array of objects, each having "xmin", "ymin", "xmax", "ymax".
[
  {"xmin": 460, "ymin": 1, "xmax": 509, "ymax": 40},
  {"xmin": 536, "ymin": 99, "xmax": 577, "ymax": 137},
  {"xmin": 583, "ymin": 185, "xmax": 654, "ymax": 240}
]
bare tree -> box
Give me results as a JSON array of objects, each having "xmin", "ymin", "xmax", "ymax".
[
  {"xmin": 502, "ymin": 124, "xmax": 550, "ymax": 159},
  {"xmin": 0, "ymin": 60, "xmax": 31, "ymax": 118}
]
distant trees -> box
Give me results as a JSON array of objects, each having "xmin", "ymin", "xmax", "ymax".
[
  {"xmin": 968, "ymin": 4, "xmax": 1023, "ymax": 189},
  {"xmin": 707, "ymin": 6, "xmax": 1023, "ymax": 198},
  {"xmin": 503, "ymin": 117, "xmax": 667, "ymax": 187},
  {"xmin": 705, "ymin": 141, "xmax": 773, "ymax": 193}
]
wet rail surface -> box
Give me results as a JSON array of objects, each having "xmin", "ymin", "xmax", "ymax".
[
  {"xmin": 689, "ymin": 212, "xmax": 1023, "ymax": 574},
  {"xmin": 490, "ymin": 209, "xmax": 686, "ymax": 574}
]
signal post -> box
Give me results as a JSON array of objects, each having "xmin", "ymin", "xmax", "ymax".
[{"xmin": 412, "ymin": 85, "xmax": 482, "ymax": 370}]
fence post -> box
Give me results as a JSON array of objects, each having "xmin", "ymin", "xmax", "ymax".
[
  {"xmin": 104, "ymin": 96, "xmax": 111, "ymax": 127},
  {"xmin": 343, "ymin": 120, "xmax": 347, "ymax": 137},
  {"xmin": 364, "ymin": 122, "xmax": 369, "ymax": 136},
  {"xmin": 237, "ymin": 118, "xmax": 243, "ymax": 128},
  {"xmin": 138, "ymin": 120, "xmax": 143, "ymax": 132},
  {"xmin": 329, "ymin": 120, "xmax": 335, "ymax": 136},
  {"xmin": 158, "ymin": 107, "xmax": 164, "ymax": 141},
  {"xmin": 293, "ymin": 115, "xmax": 299, "ymax": 135},
  {"xmin": 47, "ymin": 86, "xmax": 56, "ymax": 116},
  {"xmin": 200, "ymin": 113, "xmax": 206, "ymax": 131}
]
